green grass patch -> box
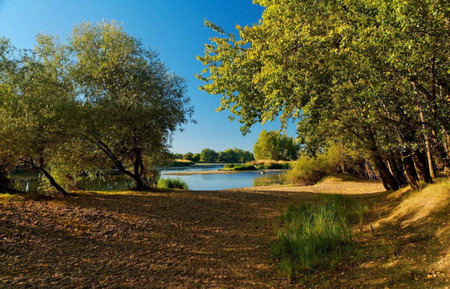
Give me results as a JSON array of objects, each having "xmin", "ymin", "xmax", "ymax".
[
  {"xmin": 221, "ymin": 164, "xmax": 257, "ymax": 171},
  {"xmin": 273, "ymin": 195, "xmax": 369, "ymax": 280},
  {"xmin": 233, "ymin": 164, "xmax": 257, "ymax": 171},
  {"xmin": 170, "ymin": 160, "xmax": 194, "ymax": 167},
  {"xmin": 157, "ymin": 178, "xmax": 189, "ymax": 190}
]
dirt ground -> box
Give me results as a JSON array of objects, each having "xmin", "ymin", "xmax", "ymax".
[{"xmin": 0, "ymin": 178, "xmax": 448, "ymax": 288}]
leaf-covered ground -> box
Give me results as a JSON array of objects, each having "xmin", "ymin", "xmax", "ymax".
[{"xmin": 0, "ymin": 178, "xmax": 448, "ymax": 288}]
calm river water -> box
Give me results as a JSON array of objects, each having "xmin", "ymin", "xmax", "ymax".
[{"xmin": 11, "ymin": 165, "xmax": 285, "ymax": 192}]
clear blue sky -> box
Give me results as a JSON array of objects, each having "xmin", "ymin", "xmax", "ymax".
[{"xmin": 0, "ymin": 0, "xmax": 297, "ymax": 154}]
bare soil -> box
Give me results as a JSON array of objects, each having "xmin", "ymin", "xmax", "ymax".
[{"xmin": 0, "ymin": 178, "xmax": 448, "ymax": 288}]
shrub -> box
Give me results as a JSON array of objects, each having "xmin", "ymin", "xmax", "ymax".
[
  {"xmin": 233, "ymin": 164, "xmax": 257, "ymax": 171},
  {"xmin": 273, "ymin": 195, "xmax": 368, "ymax": 280},
  {"xmin": 170, "ymin": 160, "xmax": 194, "ymax": 167},
  {"xmin": 286, "ymin": 155, "xmax": 332, "ymax": 185},
  {"xmin": 266, "ymin": 162, "xmax": 289, "ymax": 169},
  {"xmin": 157, "ymin": 178, "xmax": 189, "ymax": 190},
  {"xmin": 224, "ymin": 164, "xmax": 236, "ymax": 169}
]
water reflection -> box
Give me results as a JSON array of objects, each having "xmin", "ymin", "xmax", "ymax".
[
  {"xmin": 253, "ymin": 173, "xmax": 286, "ymax": 187},
  {"xmin": 10, "ymin": 165, "xmax": 285, "ymax": 192}
]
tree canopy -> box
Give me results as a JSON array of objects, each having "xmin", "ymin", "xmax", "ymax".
[
  {"xmin": 198, "ymin": 0, "xmax": 450, "ymax": 190},
  {"xmin": 0, "ymin": 21, "xmax": 193, "ymax": 193},
  {"xmin": 253, "ymin": 130, "xmax": 298, "ymax": 161}
]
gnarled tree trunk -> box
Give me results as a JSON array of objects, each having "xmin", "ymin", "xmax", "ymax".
[
  {"xmin": 402, "ymin": 151, "xmax": 420, "ymax": 190},
  {"xmin": 412, "ymin": 149, "xmax": 433, "ymax": 184},
  {"xmin": 0, "ymin": 170, "xmax": 21, "ymax": 194}
]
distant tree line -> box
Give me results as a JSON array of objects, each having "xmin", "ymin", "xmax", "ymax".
[
  {"xmin": 198, "ymin": 0, "xmax": 449, "ymax": 190},
  {"xmin": 0, "ymin": 21, "xmax": 193, "ymax": 194},
  {"xmin": 175, "ymin": 148, "xmax": 254, "ymax": 163}
]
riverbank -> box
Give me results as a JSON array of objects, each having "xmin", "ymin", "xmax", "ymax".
[
  {"xmin": 0, "ymin": 178, "xmax": 448, "ymax": 288},
  {"xmin": 165, "ymin": 169, "xmax": 286, "ymax": 176},
  {"xmin": 227, "ymin": 174, "xmax": 385, "ymax": 195}
]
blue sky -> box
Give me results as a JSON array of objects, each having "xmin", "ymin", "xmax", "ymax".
[{"xmin": 0, "ymin": 0, "xmax": 297, "ymax": 154}]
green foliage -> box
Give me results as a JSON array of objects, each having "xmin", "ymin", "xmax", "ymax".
[
  {"xmin": 69, "ymin": 21, "xmax": 193, "ymax": 190},
  {"xmin": 170, "ymin": 160, "xmax": 194, "ymax": 167},
  {"xmin": 198, "ymin": 0, "xmax": 450, "ymax": 189},
  {"xmin": 273, "ymin": 195, "xmax": 369, "ymax": 279},
  {"xmin": 0, "ymin": 21, "xmax": 193, "ymax": 193},
  {"xmin": 232, "ymin": 164, "xmax": 257, "ymax": 171},
  {"xmin": 157, "ymin": 178, "xmax": 189, "ymax": 190},
  {"xmin": 200, "ymin": 148, "xmax": 219, "ymax": 163},
  {"xmin": 185, "ymin": 148, "xmax": 254, "ymax": 163},
  {"xmin": 0, "ymin": 35, "xmax": 78, "ymax": 194},
  {"xmin": 183, "ymin": 152, "xmax": 194, "ymax": 161},
  {"xmin": 287, "ymin": 155, "xmax": 331, "ymax": 186},
  {"xmin": 191, "ymin": 153, "xmax": 200, "ymax": 163},
  {"xmin": 253, "ymin": 130, "xmax": 298, "ymax": 161},
  {"xmin": 172, "ymin": 153, "xmax": 184, "ymax": 160},
  {"xmin": 221, "ymin": 164, "xmax": 257, "ymax": 171},
  {"xmin": 287, "ymin": 143, "xmax": 369, "ymax": 185},
  {"xmin": 266, "ymin": 162, "xmax": 290, "ymax": 170}
]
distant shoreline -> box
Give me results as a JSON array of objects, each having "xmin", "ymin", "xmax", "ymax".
[
  {"xmin": 164, "ymin": 170, "xmax": 242, "ymax": 175},
  {"xmin": 164, "ymin": 169, "xmax": 287, "ymax": 176}
]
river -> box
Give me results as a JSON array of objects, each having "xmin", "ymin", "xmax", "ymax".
[{"xmin": 11, "ymin": 165, "xmax": 285, "ymax": 192}]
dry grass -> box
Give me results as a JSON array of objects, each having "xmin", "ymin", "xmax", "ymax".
[{"xmin": 228, "ymin": 173, "xmax": 385, "ymax": 195}]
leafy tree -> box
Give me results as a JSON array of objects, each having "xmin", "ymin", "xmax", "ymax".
[
  {"xmin": 233, "ymin": 148, "xmax": 254, "ymax": 163},
  {"xmin": 69, "ymin": 21, "xmax": 193, "ymax": 190},
  {"xmin": 191, "ymin": 153, "xmax": 200, "ymax": 163},
  {"xmin": 253, "ymin": 130, "xmax": 297, "ymax": 161},
  {"xmin": 0, "ymin": 36, "xmax": 77, "ymax": 195},
  {"xmin": 183, "ymin": 152, "xmax": 194, "ymax": 161},
  {"xmin": 198, "ymin": 0, "xmax": 449, "ymax": 189},
  {"xmin": 173, "ymin": 153, "xmax": 184, "ymax": 160},
  {"xmin": 218, "ymin": 149, "xmax": 239, "ymax": 163},
  {"xmin": 200, "ymin": 148, "xmax": 219, "ymax": 162}
]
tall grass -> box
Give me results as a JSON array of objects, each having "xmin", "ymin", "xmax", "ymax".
[
  {"xmin": 157, "ymin": 178, "xmax": 189, "ymax": 190},
  {"xmin": 273, "ymin": 195, "xmax": 369, "ymax": 280}
]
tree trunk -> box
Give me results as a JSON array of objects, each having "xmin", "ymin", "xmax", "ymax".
[
  {"xmin": 371, "ymin": 152, "xmax": 400, "ymax": 191},
  {"xmin": 438, "ymin": 128, "xmax": 450, "ymax": 173},
  {"xmin": 132, "ymin": 149, "xmax": 150, "ymax": 191},
  {"xmin": 401, "ymin": 152, "xmax": 420, "ymax": 190},
  {"xmin": 366, "ymin": 130, "xmax": 399, "ymax": 190},
  {"xmin": 0, "ymin": 171, "xmax": 21, "ymax": 194},
  {"xmin": 412, "ymin": 149, "xmax": 433, "ymax": 184},
  {"xmin": 40, "ymin": 167, "xmax": 69, "ymax": 196},
  {"xmin": 387, "ymin": 156, "xmax": 408, "ymax": 187},
  {"xmin": 65, "ymin": 175, "xmax": 84, "ymax": 191},
  {"xmin": 418, "ymin": 107, "xmax": 436, "ymax": 178},
  {"xmin": 92, "ymin": 137, "xmax": 151, "ymax": 191}
]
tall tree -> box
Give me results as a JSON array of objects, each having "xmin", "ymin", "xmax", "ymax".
[
  {"xmin": 70, "ymin": 22, "xmax": 193, "ymax": 190},
  {"xmin": 198, "ymin": 0, "xmax": 449, "ymax": 189},
  {"xmin": 253, "ymin": 130, "xmax": 297, "ymax": 161},
  {"xmin": 0, "ymin": 35, "xmax": 77, "ymax": 195},
  {"xmin": 200, "ymin": 148, "xmax": 219, "ymax": 162}
]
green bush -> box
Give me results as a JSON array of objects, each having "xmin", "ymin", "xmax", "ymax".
[
  {"xmin": 233, "ymin": 164, "xmax": 257, "ymax": 171},
  {"xmin": 266, "ymin": 162, "xmax": 290, "ymax": 169},
  {"xmin": 170, "ymin": 160, "xmax": 194, "ymax": 167},
  {"xmin": 286, "ymin": 155, "xmax": 332, "ymax": 185},
  {"xmin": 157, "ymin": 178, "xmax": 189, "ymax": 190},
  {"xmin": 221, "ymin": 164, "xmax": 257, "ymax": 171},
  {"xmin": 273, "ymin": 195, "xmax": 368, "ymax": 280}
]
